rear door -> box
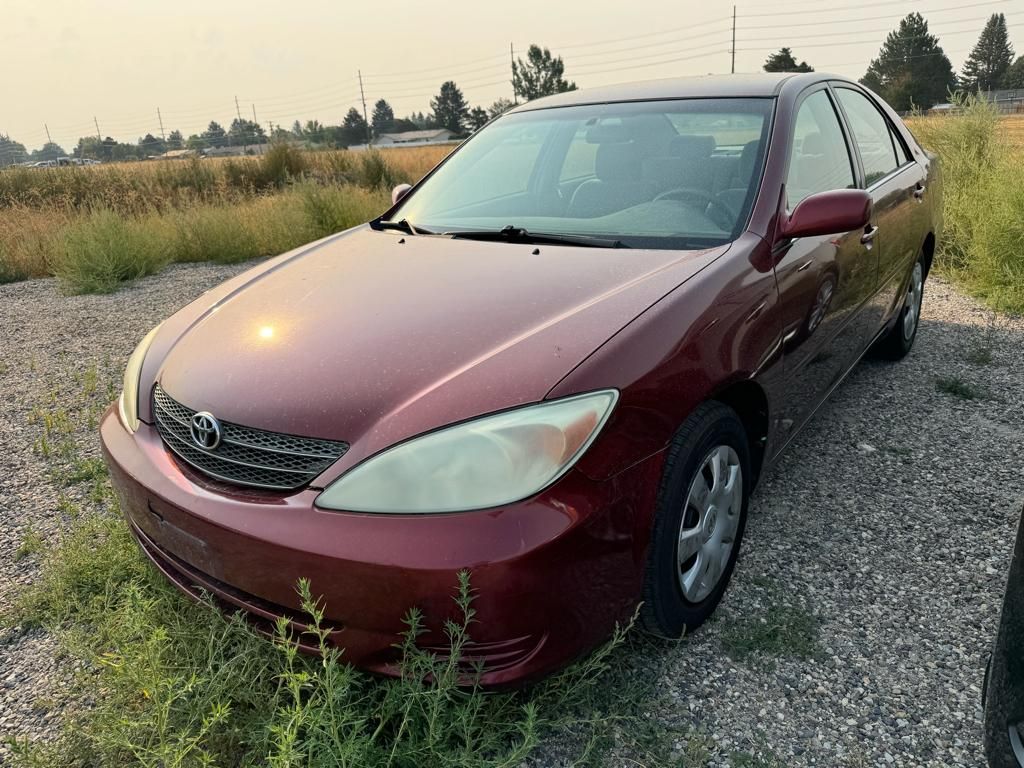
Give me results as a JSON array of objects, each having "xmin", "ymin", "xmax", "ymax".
[
  {"xmin": 832, "ymin": 85, "xmax": 927, "ymax": 333},
  {"xmin": 773, "ymin": 85, "xmax": 878, "ymax": 440}
]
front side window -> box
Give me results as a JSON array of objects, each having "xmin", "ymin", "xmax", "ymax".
[
  {"xmin": 786, "ymin": 89, "xmax": 856, "ymax": 209},
  {"xmin": 391, "ymin": 98, "xmax": 774, "ymax": 249},
  {"xmin": 835, "ymin": 87, "xmax": 901, "ymax": 185}
]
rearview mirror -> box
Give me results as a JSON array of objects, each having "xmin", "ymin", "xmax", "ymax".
[
  {"xmin": 780, "ymin": 189, "xmax": 872, "ymax": 240},
  {"xmin": 391, "ymin": 183, "xmax": 412, "ymax": 206}
]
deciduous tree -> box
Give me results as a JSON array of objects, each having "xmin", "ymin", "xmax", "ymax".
[
  {"xmin": 0, "ymin": 134, "xmax": 28, "ymax": 166},
  {"xmin": 467, "ymin": 106, "xmax": 489, "ymax": 132},
  {"xmin": 1003, "ymin": 56, "xmax": 1024, "ymax": 88},
  {"xmin": 488, "ymin": 98, "xmax": 515, "ymax": 119},
  {"xmin": 202, "ymin": 121, "xmax": 228, "ymax": 148}
]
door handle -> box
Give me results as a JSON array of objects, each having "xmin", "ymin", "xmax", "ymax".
[
  {"xmin": 913, "ymin": 184, "xmax": 926, "ymax": 199},
  {"xmin": 860, "ymin": 225, "xmax": 879, "ymax": 244}
]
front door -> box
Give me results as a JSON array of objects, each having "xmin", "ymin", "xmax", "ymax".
[
  {"xmin": 833, "ymin": 84, "xmax": 928, "ymax": 333},
  {"xmin": 773, "ymin": 87, "xmax": 878, "ymax": 444}
]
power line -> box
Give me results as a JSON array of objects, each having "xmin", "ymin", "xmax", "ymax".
[
  {"xmin": 738, "ymin": 12, "xmax": 1023, "ymax": 45},
  {"xmin": 740, "ymin": 0, "xmax": 1008, "ymax": 19}
]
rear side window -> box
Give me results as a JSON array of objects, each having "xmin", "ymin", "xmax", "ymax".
[
  {"xmin": 835, "ymin": 88, "xmax": 901, "ymax": 185},
  {"xmin": 786, "ymin": 90, "xmax": 856, "ymax": 208}
]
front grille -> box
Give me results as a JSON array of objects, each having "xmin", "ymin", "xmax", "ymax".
[{"xmin": 152, "ymin": 385, "xmax": 349, "ymax": 491}]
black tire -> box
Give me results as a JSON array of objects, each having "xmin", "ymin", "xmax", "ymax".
[
  {"xmin": 640, "ymin": 401, "xmax": 751, "ymax": 638},
  {"xmin": 872, "ymin": 254, "xmax": 926, "ymax": 360}
]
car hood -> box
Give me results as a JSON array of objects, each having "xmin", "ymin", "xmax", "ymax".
[{"xmin": 148, "ymin": 226, "xmax": 726, "ymax": 472}]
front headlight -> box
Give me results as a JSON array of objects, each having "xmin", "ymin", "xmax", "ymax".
[
  {"xmin": 117, "ymin": 324, "xmax": 162, "ymax": 432},
  {"xmin": 316, "ymin": 390, "xmax": 618, "ymax": 514}
]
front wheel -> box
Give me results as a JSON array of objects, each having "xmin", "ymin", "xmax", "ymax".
[
  {"xmin": 872, "ymin": 256, "xmax": 925, "ymax": 360},
  {"xmin": 640, "ymin": 402, "xmax": 750, "ymax": 638}
]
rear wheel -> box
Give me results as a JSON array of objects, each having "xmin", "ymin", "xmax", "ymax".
[
  {"xmin": 641, "ymin": 402, "xmax": 750, "ymax": 638},
  {"xmin": 873, "ymin": 256, "xmax": 925, "ymax": 360}
]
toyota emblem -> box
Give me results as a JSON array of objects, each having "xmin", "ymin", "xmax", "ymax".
[{"xmin": 190, "ymin": 411, "xmax": 222, "ymax": 450}]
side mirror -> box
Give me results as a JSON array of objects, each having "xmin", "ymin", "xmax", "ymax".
[
  {"xmin": 391, "ymin": 183, "xmax": 412, "ymax": 206},
  {"xmin": 780, "ymin": 189, "xmax": 872, "ymax": 240}
]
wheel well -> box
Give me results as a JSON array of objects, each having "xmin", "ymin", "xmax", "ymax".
[
  {"xmin": 922, "ymin": 232, "xmax": 935, "ymax": 277},
  {"xmin": 713, "ymin": 381, "xmax": 769, "ymax": 486}
]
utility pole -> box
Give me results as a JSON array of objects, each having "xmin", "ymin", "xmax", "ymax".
[
  {"xmin": 94, "ymin": 117, "xmax": 101, "ymax": 142},
  {"xmin": 235, "ymin": 95, "xmax": 247, "ymax": 153},
  {"xmin": 510, "ymin": 42, "xmax": 517, "ymax": 104},
  {"xmin": 251, "ymin": 104, "xmax": 261, "ymax": 151},
  {"xmin": 731, "ymin": 5, "xmax": 737, "ymax": 74},
  {"xmin": 358, "ymin": 70, "xmax": 370, "ymax": 145},
  {"xmin": 157, "ymin": 107, "xmax": 166, "ymax": 143},
  {"xmin": 44, "ymin": 124, "xmax": 52, "ymax": 145}
]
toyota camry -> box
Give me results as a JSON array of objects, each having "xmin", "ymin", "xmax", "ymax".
[{"xmin": 101, "ymin": 72, "xmax": 941, "ymax": 685}]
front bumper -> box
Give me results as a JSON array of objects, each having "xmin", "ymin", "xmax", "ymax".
[{"xmin": 100, "ymin": 406, "xmax": 662, "ymax": 685}]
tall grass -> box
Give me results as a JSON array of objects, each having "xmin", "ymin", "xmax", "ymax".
[
  {"xmin": 42, "ymin": 185, "xmax": 388, "ymax": 294},
  {"xmin": 0, "ymin": 144, "xmax": 447, "ymax": 294},
  {"xmin": 0, "ymin": 144, "xmax": 450, "ymax": 213},
  {"xmin": 910, "ymin": 96, "xmax": 1024, "ymax": 313}
]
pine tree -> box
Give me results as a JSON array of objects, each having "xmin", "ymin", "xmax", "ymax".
[
  {"xmin": 512, "ymin": 45, "xmax": 576, "ymax": 102},
  {"xmin": 763, "ymin": 48, "xmax": 813, "ymax": 73},
  {"xmin": 961, "ymin": 14, "xmax": 1015, "ymax": 92},
  {"xmin": 431, "ymin": 81, "xmax": 469, "ymax": 133},
  {"xmin": 371, "ymin": 99, "xmax": 395, "ymax": 135},
  {"xmin": 861, "ymin": 13, "xmax": 956, "ymax": 111}
]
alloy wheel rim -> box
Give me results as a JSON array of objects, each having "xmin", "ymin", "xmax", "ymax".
[
  {"xmin": 677, "ymin": 445, "xmax": 743, "ymax": 603},
  {"xmin": 903, "ymin": 262, "xmax": 924, "ymax": 341}
]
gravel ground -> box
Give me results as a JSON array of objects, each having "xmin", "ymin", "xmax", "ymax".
[{"xmin": 0, "ymin": 265, "xmax": 1021, "ymax": 766}]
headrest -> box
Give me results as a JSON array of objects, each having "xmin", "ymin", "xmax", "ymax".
[
  {"xmin": 585, "ymin": 122, "xmax": 631, "ymax": 144},
  {"xmin": 595, "ymin": 142, "xmax": 642, "ymax": 183},
  {"xmin": 670, "ymin": 134, "xmax": 715, "ymax": 161},
  {"xmin": 800, "ymin": 132, "xmax": 825, "ymax": 156},
  {"xmin": 739, "ymin": 140, "xmax": 760, "ymax": 174}
]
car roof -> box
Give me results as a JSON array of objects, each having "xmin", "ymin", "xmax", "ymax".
[{"xmin": 508, "ymin": 72, "xmax": 848, "ymax": 112}]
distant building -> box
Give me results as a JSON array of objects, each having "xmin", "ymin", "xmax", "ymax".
[
  {"xmin": 201, "ymin": 144, "xmax": 270, "ymax": 158},
  {"xmin": 159, "ymin": 149, "xmax": 199, "ymax": 160},
  {"xmin": 372, "ymin": 129, "xmax": 456, "ymax": 147},
  {"xmin": 981, "ymin": 89, "xmax": 1023, "ymax": 113}
]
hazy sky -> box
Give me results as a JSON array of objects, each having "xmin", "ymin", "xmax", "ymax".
[{"xmin": 3, "ymin": 0, "xmax": 1020, "ymax": 150}]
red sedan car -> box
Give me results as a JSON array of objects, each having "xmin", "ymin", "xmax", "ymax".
[{"xmin": 101, "ymin": 73, "xmax": 941, "ymax": 685}]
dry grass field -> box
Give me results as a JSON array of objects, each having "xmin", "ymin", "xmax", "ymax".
[
  {"xmin": 0, "ymin": 144, "xmax": 454, "ymax": 290},
  {"xmin": 906, "ymin": 112, "xmax": 1024, "ymax": 149}
]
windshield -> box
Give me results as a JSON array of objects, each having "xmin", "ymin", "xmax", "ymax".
[{"xmin": 389, "ymin": 98, "xmax": 773, "ymax": 249}]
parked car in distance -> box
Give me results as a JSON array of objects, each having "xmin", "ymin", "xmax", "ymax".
[
  {"xmin": 985, "ymin": 504, "xmax": 1024, "ymax": 767},
  {"xmin": 101, "ymin": 72, "xmax": 942, "ymax": 685}
]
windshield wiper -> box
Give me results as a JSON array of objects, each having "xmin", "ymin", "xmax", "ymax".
[
  {"xmin": 375, "ymin": 218, "xmax": 433, "ymax": 235},
  {"xmin": 444, "ymin": 225, "xmax": 626, "ymax": 249}
]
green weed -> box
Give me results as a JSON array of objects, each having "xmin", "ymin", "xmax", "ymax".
[{"xmin": 935, "ymin": 376, "xmax": 979, "ymax": 400}]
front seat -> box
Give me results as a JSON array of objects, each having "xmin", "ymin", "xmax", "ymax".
[
  {"xmin": 716, "ymin": 139, "xmax": 761, "ymax": 213},
  {"xmin": 568, "ymin": 142, "xmax": 654, "ymax": 218}
]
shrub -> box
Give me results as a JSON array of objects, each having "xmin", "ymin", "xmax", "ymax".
[
  {"xmin": 910, "ymin": 95, "xmax": 1024, "ymax": 313},
  {"xmin": 55, "ymin": 208, "xmax": 169, "ymax": 294}
]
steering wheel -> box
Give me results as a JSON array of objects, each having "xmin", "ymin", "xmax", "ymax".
[{"xmin": 652, "ymin": 187, "xmax": 738, "ymax": 226}]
